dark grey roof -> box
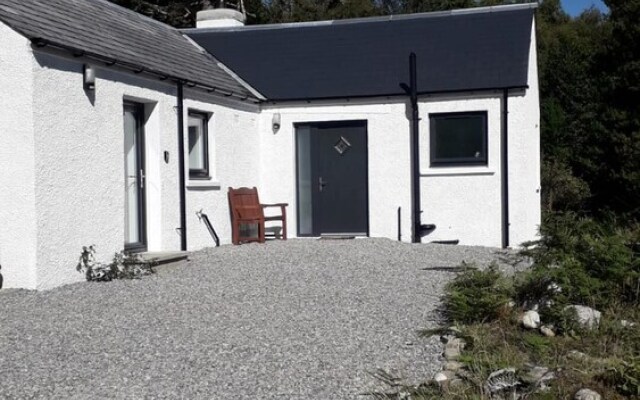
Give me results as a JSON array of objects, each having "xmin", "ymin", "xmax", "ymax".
[
  {"xmin": 186, "ymin": 6, "xmax": 535, "ymax": 101},
  {"xmin": 0, "ymin": 0, "xmax": 257, "ymax": 101}
]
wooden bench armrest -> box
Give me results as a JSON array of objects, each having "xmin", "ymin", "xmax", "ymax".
[{"xmin": 261, "ymin": 203, "xmax": 289, "ymax": 208}]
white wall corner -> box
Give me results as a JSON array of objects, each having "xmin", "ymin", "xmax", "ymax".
[{"xmin": 0, "ymin": 21, "xmax": 38, "ymax": 289}]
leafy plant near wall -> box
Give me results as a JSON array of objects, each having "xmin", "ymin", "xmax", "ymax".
[{"xmin": 76, "ymin": 245, "xmax": 157, "ymax": 282}]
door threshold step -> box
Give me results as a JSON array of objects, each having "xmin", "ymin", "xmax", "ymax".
[
  {"xmin": 319, "ymin": 235, "xmax": 357, "ymax": 240},
  {"xmin": 139, "ymin": 251, "xmax": 189, "ymax": 265}
]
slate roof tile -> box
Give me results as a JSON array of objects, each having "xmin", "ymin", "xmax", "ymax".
[
  {"xmin": 0, "ymin": 0, "xmax": 255, "ymax": 100},
  {"xmin": 186, "ymin": 7, "xmax": 535, "ymax": 101}
]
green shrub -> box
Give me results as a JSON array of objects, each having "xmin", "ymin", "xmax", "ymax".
[
  {"xmin": 76, "ymin": 245, "xmax": 156, "ymax": 282},
  {"xmin": 443, "ymin": 264, "xmax": 514, "ymax": 324},
  {"xmin": 521, "ymin": 212, "xmax": 639, "ymax": 308},
  {"xmin": 600, "ymin": 357, "xmax": 640, "ymax": 397}
]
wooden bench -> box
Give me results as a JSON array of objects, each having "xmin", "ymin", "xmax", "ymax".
[{"xmin": 228, "ymin": 187, "xmax": 288, "ymax": 245}]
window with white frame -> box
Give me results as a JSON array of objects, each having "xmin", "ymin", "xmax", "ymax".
[
  {"xmin": 429, "ymin": 111, "xmax": 488, "ymax": 166},
  {"xmin": 188, "ymin": 111, "xmax": 209, "ymax": 179}
]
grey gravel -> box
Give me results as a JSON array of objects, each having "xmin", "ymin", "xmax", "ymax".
[{"xmin": 0, "ymin": 238, "xmax": 508, "ymax": 399}]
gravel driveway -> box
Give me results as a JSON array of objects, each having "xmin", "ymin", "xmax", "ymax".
[{"xmin": 0, "ymin": 239, "xmax": 509, "ymax": 399}]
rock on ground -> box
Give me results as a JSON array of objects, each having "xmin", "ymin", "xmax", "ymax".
[
  {"xmin": 0, "ymin": 239, "xmax": 509, "ymax": 399},
  {"xmin": 520, "ymin": 310, "xmax": 541, "ymax": 329},
  {"xmin": 565, "ymin": 305, "xmax": 601, "ymax": 330},
  {"xmin": 575, "ymin": 388, "xmax": 602, "ymax": 400}
]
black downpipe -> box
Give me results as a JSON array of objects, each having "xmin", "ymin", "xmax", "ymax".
[
  {"xmin": 401, "ymin": 54, "xmax": 436, "ymax": 243},
  {"xmin": 408, "ymin": 53, "xmax": 422, "ymax": 243},
  {"xmin": 401, "ymin": 53, "xmax": 432, "ymax": 243},
  {"xmin": 501, "ymin": 89, "xmax": 510, "ymax": 248},
  {"xmin": 177, "ymin": 81, "xmax": 187, "ymax": 251},
  {"xmin": 397, "ymin": 207, "xmax": 402, "ymax": 242}
]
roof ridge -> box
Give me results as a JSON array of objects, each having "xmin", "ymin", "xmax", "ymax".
[{"xmin": 182, "ymin": 2, "xmax": 538, "ymax": 33}]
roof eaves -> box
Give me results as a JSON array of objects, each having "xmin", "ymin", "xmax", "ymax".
[
  {"xmin": 263, "ymin": 84, "xmax": 531, "ymax": 104},
  {"xmin": 28, "ymin": 37, "xmax": 260, "ymax": 103}
]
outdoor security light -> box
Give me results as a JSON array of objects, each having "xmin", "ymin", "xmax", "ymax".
[
  {"xmin": 83, "ymin": 64, "xmax": 96, "ymax": 91},
  {"xmin": 272, "ymin": 112, "xmax": 281, "ymax": 133}
]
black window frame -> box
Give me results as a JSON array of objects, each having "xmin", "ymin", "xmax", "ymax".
[
  {"xmin": 429, "ymin": 111, "xmax": 488, "ymax": 167},
  {"xmin": 187, "ymin": 111, "xmax": 210, "ymax": 180}
]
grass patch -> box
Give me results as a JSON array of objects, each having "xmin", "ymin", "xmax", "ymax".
[
  {"xmin": 373, "ymin": 214, "xmax": 639, "ymax": 399},
  {"xmin": 443, "ymin": 263, "xmax": 514, "ymax": 324}
]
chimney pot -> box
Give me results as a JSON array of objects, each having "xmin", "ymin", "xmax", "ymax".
[{"xmin": 196, "ymin": 7, "xmax": 245, "ymax": 28}]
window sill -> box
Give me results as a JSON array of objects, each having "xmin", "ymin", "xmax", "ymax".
[
  {"xmin": 187, "ymin": 180, "xmax": 221, "ymax": 190},
  {"xmin": 421, "ymin": 168, "xmax": 495, "ymax": 177}
]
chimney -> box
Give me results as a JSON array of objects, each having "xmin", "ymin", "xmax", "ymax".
[{"xmin": 196, "ymin": 0, "xmax": 246, "ymax": 28}]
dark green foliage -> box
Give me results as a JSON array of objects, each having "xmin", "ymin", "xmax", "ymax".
[
  {"xmin": 541, "ymin": 159, "xmax": 590, "ymax": 212},
  {"xmin": 600, "ymin": 358, "xmax": 640, "ymax": 397},
  {"xmin": 521, "ymin": 213, "xmax": 640, "ymax": 308},
  {"xmin": 537, "ymin": 0, "xmax": 640, "ymax": 221},
  {"xmin": 443, "ymin": 264, "xmax": 514, "ymax": 324}
]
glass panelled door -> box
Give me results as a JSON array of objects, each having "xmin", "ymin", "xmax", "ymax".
[
  {"xmin": 295, "ymin": 121, "xmax": 369, "ymax": 237},
  {"xmin": 123, "ymin": 103, "xmax": 147, "ymax": 252}
]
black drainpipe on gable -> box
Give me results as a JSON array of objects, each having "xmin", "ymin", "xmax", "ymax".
[
  {"xmin": 409, "ymin": 53, "xmax": 421, "ymax": 244},
  {"xmin": 501, "ymin": 88, "xmax": 510, "ymax": 248},
  {"xmin": 177, "ymin": 81, "xmax": 188, "ymax": 251},
  {"xmin": 402, "ymin": 53, "xmax": 432, "ymax": 243}
]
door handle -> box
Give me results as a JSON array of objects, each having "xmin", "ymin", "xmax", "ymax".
[
  {"xmin": 127, "ymin": 171, "xmax": 145, "ymax": 189},
  {"xmin": 319, "ymin": 176, "xmax": 327, "ymax": 192},
  {"xmin": 140, "ymin": 169, "xmax": 145, "ymax": 189}
]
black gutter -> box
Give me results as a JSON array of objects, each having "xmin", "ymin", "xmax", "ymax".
[
  {"xmin": 501, "ymin": 88, "xmax": 510, "ymax": 248},
  {"xmin": 177, "ymin": 82, "xmax": 188, "ymax": 251},
  {"xmin": 29, "ymin": 38, "xmax": 259, "ymax": 103},
  {"xmin": 264, "ymin": 86, "xmax": 529, "ymax": 105}
]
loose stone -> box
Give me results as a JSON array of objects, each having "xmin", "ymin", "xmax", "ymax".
[
  {"xmin": 540, "ymin": 325, "xmax": 555, "ymax": 337},
  {"xmin": 574, "ymin": 388, "xmax": 602, "ymax": 400},
  {"xmin": 564, "ymin": 305, "xmax": 601, "ymax": 330},
  {"xmin": 520, "ymin": 310, "xmax": 541, "ymax": 329},
  {"xmin": 444, "ymin": 361, "xmax": 464, "ymax": 372}
]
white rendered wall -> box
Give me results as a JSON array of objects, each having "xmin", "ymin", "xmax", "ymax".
[
  {"xmin": 2, "ymin": 21, "xmax": 539, "ymax": 290},
  {"xmin": 0, "ymin": 22, "xmax": 38, "ymax": 289},
  {"xmin": 32, "ymin": 51, "xmax": 175, "ymax": 289},
  {"xmin": 183, "ymin": 91, "xmax": 260, "ymax": 250},
  {"xmin": 260, "ymin": 100, "xmax": 414, "ymax": 242},
  {"xmin": 507, "ymin": 21, "xmax": 542, "ymax": 247},
  {"xmin": 263, "ymin": 81, "xmax": 540, "ymax": 248},
  {"xmin": 418, "ymin": 93, "xmax": 504, "ymax": 247},
  {"xmin": 29, "ymin": 49, "xmax": 259, "ymax": 290}
]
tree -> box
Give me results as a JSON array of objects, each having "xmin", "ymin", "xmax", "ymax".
[
  {"xmin": 592, "ymin": 0, "xmax": 640, "ymax": 219},
  {"xmin": 536, "ymin": 3, "xmax": 606, "ymax": 213}
]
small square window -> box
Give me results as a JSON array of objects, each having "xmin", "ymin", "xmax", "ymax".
[
  {"xmin": 430, "ymin": 112, "xmax": 488, "ymax": 166},
  {"xmin": 188, "ymin": 112, "xmax": 209, "ymax": 179}
]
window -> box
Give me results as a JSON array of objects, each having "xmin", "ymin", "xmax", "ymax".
[
  {"xmin": 429, "ymin": 112, "xmax": 488, "ymax": 166},
  {"xmin": 188, "ymin": 112, "xmax": 209, "ymax": 179}
]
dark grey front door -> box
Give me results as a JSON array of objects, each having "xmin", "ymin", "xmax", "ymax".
[
  {"xmin": 123, "ymin": 102, "xmax": 147, "ymax": 252},
  {"xmin": 296, "ymin": 121, "xmax": 368, "ymax": 237}
]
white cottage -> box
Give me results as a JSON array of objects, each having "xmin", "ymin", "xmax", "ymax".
[{"xmin": 0, "ymin": 0, "xmax": 540, "ymax": 290}]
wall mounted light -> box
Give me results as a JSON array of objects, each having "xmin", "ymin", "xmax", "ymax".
[
  {"xmin": 272, "ymin": 112, "xmax": 281, "ymax": 133},
  {"xmin": 83, "ymin": 64, "xmax": 96, "ymax": 91}
]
